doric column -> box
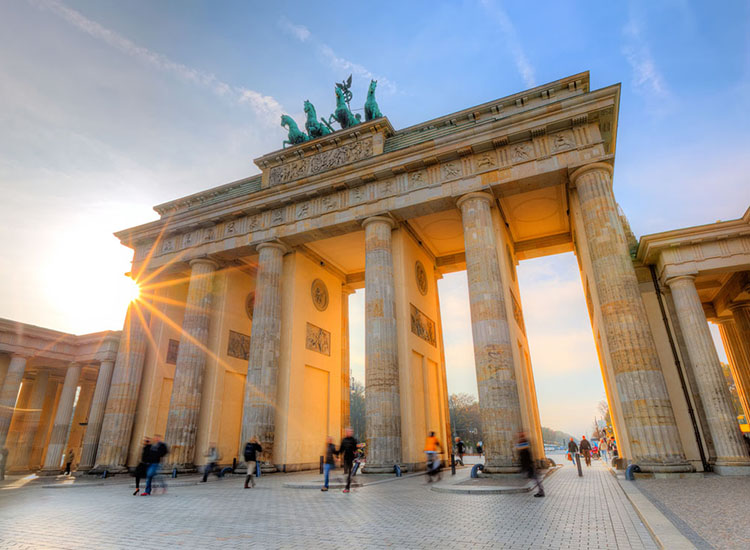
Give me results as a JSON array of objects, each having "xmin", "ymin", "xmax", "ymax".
[
  {"xmin": 341, "ymin": 285, "xmax": 354, "ymax": 436},
  {"xmin": 12, "ymin": 370, "xmax": 49, "ymax": 469},
  {"xmin": 667, "ymin": 276, "xmax": 750, "ymax": 474},
  {"xmin": 570, "ymin": 163, "xmax": 691, "ymax": 472},
  {"xmin": 457, "ymin": 193, "xmax": 522, "ymax": 473},
  {"xmin": 362, "ymin": 216, "xmax": 402, "ymax": 473},
  {"xmin": 0, "ymin": 354, "xmax": 27, "ymax": 447},
  {"xmin": 241, "ymin": 242, "xmax": 287, "ymax": 462},
  {"xmin": 93, "ymin": 300, "xmax": 151, "ymax": 472},
  {"xmin": 78, "ymin": 359, "xmax": 115, "ymax": 471},
  {"xmin": 164, "ymin": 258, "xmax": 218, "ymax": 469},
  {"xmin": 42, "ymin": 362, "xmax": 82, "ymax": 472},
  {"xmin": 717, "ymin": 318, "xmax": 750, "ymax": 425}
]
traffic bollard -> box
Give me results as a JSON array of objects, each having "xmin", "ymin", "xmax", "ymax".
[
  {"xmin": 451, "ymin": 454, "xmax": 456, "ymax": 475},
  {"xmin": 576, "ymin": 453, "xmax": 583, "ymax": 477}
]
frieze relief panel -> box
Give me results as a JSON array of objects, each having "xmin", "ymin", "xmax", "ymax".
[
  {"xmin": 306, "ymin": 323, "xmax": 331, "ymax": 356},
  {"xmin": 510, "ymin": 293, "xmax": 526, "ymax": 335},
  {"xmin": 227, "ymin": 330, "xmax": 251, "ymax": 361},
  {"xmin": 410, "ymin": 304, "xmax": 437, "ymax": 347},
  {"xmin": 269, "ymin": 138, "xmax": 374, "ymax": 186}
]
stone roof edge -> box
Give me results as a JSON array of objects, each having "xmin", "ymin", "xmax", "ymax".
[
  {"xmin": 113, "ymin": 81, "xmax": 619, "ymax": 248},
  {"xmin": 151, "ymin": 173, "xmax": 263, "ymax": 217},
  {"xmin": 0, "ymin": 317, "xmax": 121, "ymax": 342},
  {"xmin": 636, "ymin": 207, "xmax": 750, "ymax": 264}
]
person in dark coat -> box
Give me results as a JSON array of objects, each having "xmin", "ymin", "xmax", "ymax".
[
  {"xmin": 338, "ymin": 428, "xmax": 358, "ymax": 493},
  {"xmin": 142, "ymin": 435, "xmax": 168, "ymax": 496},
  {"xmin": 243, "ymin": 437, "xmax": 262, "ymax": 489},
  {"xmin": 321, "ymin": 436, "xmax": 336, "ymax": 491},
  {"xmin": 133, "ymin": 437, "xmax": 150, "ymax": 495},
  {"xmin": 0, "ymin": 446, "xmax": 8, "ymax": 481},
  {"xmin": 567, "ymin": 437, "xmax": 579, "ymax": 466},
  {"xmin": 455, "ymin": 437, "xmax": 466, "ymax": 466},
  {"xmin": 64, "ymin": 449, "xmax": 74, "ymax": 475},
  {"xmin": 516, "ymin": 432, "xmax": 544, "ymax": 497},
  {"xmin": 579, "ymin": 436, "xmax": 592, "ymax": 467}
]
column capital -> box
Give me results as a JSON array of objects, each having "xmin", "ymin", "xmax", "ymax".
[
  {"xmin": 729, "ymin": 300, "xmax": 750, "ymax": 312},
  {"xmin": 188, "ymin": 257, "xmax": 219, "ymax": 269},
  {"xmin": 664, "ymin": 273, "xmax": 697, "ymax": 286},
  {"xmin": 456, "ymin": 191, "xmax": 494, "ymax": 210},
  {"xmin": 568, "ymin": 162, "xmax": 614, "ymax": 186},
  {"xmin": 256, "ymin": 241, "xmax": 289, "ymax": 255},
  {"xmin": 341, "ymin": 284, "xmax": 356, "ymax": 296},
  {"xmin": 361, "ymin": 215, "xmax": 396, "ymax": 231},
  {"xmin": 10, "ymin": 352, "xmax": 30, "ymax": 360}
]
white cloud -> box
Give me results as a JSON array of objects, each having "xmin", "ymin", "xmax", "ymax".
[
  {"xmin": 479, "ymin": 0, "xmax": 536, "ymax": 88},
  {"xmin": 279, "ymin": 18, "xmax": 397, "ymax": 94},
  {"xmin": 622, "ymin": 13, "xmax": 669, "ymax": 99},
  {"xmin": 30, "ymin": 0, "xmax": 284, "ymax": 124}
]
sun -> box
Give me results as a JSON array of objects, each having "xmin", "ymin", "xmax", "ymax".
[{"xmin": 125, "ymin": 276, "xmax": 141, "ymax": 302}]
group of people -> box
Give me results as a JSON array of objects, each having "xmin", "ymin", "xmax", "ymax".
[
  {"xmin": 321, "ymin": 428, "xmax": 359, "ymax": 492},
  {"xmin": 567, "ymin": 435, "xmax": 618, "ymax": 467}
]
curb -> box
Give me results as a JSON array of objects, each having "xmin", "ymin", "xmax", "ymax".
[{"xmin": 610, "ymin": 469, "xmax": 696, "ymax": 549}]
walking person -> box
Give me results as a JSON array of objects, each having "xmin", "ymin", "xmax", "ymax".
[
  {"xmin": 425, "ymin": 431, "xmax": 442, "ymax": 482},
  {"xmin": 599, "ymin": 436, "xmax": 608, "ymax": 463},
  {"xmin": 476, "ymin": 440, "xmax": 483, "ymax": 456},
  {"xmin": 338, "ymin": 427, "xmax": 358, "ymax": 493},
  {"xmin": 63, "ymin": 449, "xmax": 74, "ymax": 475},
  {"xmin": 0, "ymin": 446, "xmax": 8, "ymax": 481},
  {"xmin": 243, "ymin": 436, "xmax": 262, "ymax": 489},
  {"xmin": 202, "ymin": 443, "xmax": 220, "ymax": 482},
  {"xmin": 516, "ymin": 432, "xmax": 544, "ymax": 498},
  {"xmin": 133, "ymin": 437, "xmax": 151, "ymax": 495},
  {"xmin": 321, "ymin": 436, "xmax": 336, "ymax": 491},
  {"xmin": 580, "ymin": 436, "xmax": 592, "ymax": 467},
  {"xmin": 567, "ymin": 437, "xmax": 579, "ymax": 466},
  {"xmin": 142, "ymin": 434, "xmax": 168, "ymax": 496},
  {"xmin": 454, "ymin": 437, "xmax": 466, "ymax": 466}
]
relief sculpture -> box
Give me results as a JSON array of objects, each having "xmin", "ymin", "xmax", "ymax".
[
  {"xmin": 410, "ymin": 304, "xmax": 436, "ymax": 347},
  {"xmin": 227, "ymin": 330, "xmax": 251, "ymax": 361},
  {"xmin": 269, "ymin": 138, "xmax": 374, "ymax": 186},
  {"xmin": 306, "ymin": 323, "xmax": 331, "ymax": 356}
]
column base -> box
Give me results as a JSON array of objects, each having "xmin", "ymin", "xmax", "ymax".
[
  {"xmin": 164, "ymin": 463, "xmax": 197, "ymax": 474},
  {"xmin": 634, "ymin": 461, "xmax": 694, "ymax": 474},
  {"xmin": 89, "ymin": 465, "xmax": 130, "ymax": 475},
  {"xmin": 713, "ymin": 462, "xmax": 750, "ymax": 476},
  {"xmin": 362, "ymin": 463, "xmax": 408, "ymax": 474},
  {"xmin": 481, "ymin": 466, "xmax": 523, "ymax": 475},
  {"xmin": 37, "ymin": 469, "xmax": 69, "ymax": 477}
]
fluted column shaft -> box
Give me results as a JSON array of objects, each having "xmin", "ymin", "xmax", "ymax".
[
  {"xmin": 458, "ymin": 193, "xmax": 522, "ymax": 473},
  {"xmin": 241, "ymin": 243, "xmax": 287, "ymax": 461},
  {"xmin": 164, "ymin": 259, "xmax": 218, "ymax": 469},
  {"xmin": 721, "ymin": 310, "xmax": 750, "ymax": 422},
  {"xmin": 667, "ymin": 276, "xmax": 750, "ymax": 472},
  {"xmin": 341, "ymin": 286, "xmax": 354, "ymax": 437},
  {"xmin": 42, "ymin": 363, "xmax": 81, "ymax": 471},
  {"xmin": 78, "ymin": 360, "xmax": 115, "ymax": 470},
  {"xmin": 13, "ymin": 371, "xmax": 48, "ymax": 469},
  {"xmin": 94, "ymin": 300, "xmax": 151, "ymax": 471},
  {"xmin": 572, "ymin": 163, "xmax": 690, "ymax": 472},
  {"xmin": 0, "ymin": 355, "xmax": 27, "ymax": 447},
  {"xmin": 362, "ymin": 216, "xmax": 402, "ymax": 472}
]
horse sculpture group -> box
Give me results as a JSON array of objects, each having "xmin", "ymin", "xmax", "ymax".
[{"xmin": 281, "ymin": 77, "xmax": 383, "ymax": 148}]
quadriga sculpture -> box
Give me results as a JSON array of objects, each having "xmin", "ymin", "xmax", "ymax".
[
  {"xmin": 281, "ymin": 114, "xmax": 309, "ymax": 148},
  {"xmin": 364, "ymin": 79, "xmax": 383, "ymax": 121},
  {"xmin": 303, "ymin": 100, "xmax": 331, "ymax": 139},
  {"xmin": 327, "ymin": 86, "xmax": 361, "ymax": 130}
]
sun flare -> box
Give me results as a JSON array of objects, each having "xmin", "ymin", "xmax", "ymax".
[{"xmin": 126, "ymin": 277, "xmax": 141, "ymax": 302}]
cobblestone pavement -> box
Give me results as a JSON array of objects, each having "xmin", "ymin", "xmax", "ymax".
[
  {"xmin": 636, "ymin": 474, "xmax": 750, "ymax": 550},
  {"xmin": 0, "ymin": 457, "xmax": 656, "ymax": 550}
]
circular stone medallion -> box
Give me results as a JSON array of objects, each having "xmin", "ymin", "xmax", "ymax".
[
  {"xmin": 415, "ymin": 261, "xmax": 428, "ymax": 296},
  {"xmin": 245, "ymin": 292, "xmax": 255, "ymax": 320},
  {"xmin": 311, "ymin": 279, "xmax": 329, "ymax": 311}
]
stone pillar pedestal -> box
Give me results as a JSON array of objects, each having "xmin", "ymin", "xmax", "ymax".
[
  {"xmin": 93, "ymin": 300, "xmax": 151, "ymax": 473},
  {"xmin": 0, "ymin": 354, "xmax": 27, "ymax": 447},
  {"xmin": 241, "ymin": 242, "xmax": 287, "ymax": 465},
  {"xmin": 12, "ymin": 370, "xmax": 48, "ymax": 470},
  {"xmin": 667, "ymin": 276, "xmax": 750, "ymax": 474},
  {"xmin": 78, "ymin": 360, "xmax": 116, "ymax": 471},
  {"xmin": 571, "ymin": 163, "xmax": 691, "ymax": 472},
  {"xmin": 362, "ymin": 216, "xmax": 402, "ymax": 473},
  {"xmin": 164, "ymin": 258, "xmax": 218, "ymax": 470},
  {"xmin": 41, "ymin": 362, "xmax": 82, "ymax": 473},
  {"xmin": 457, "ymin": 192, "xmax": 522, "ymax": 473},
  {"xmin": 341, "ymin": 285, "xmax": 354, "ymax": 437}
]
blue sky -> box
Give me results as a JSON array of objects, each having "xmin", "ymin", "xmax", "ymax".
[{"xmin": 1, "ymin": 0, "xmax": 748, "ymax": 435}]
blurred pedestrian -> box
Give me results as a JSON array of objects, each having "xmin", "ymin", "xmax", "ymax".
[
  {"xmin": 338, "ymin": 427, "xmax": 358, "ymax": 493},
  {"xmin": 133, "ymin": 437, "xmax": 150, "ymax": 495},
  {"xmin": 0, "ymin": 446, "xmax": 8, "ymax": 481},
  {"xmin": 516, "ymin": 432, "xmax": 544, "ymax": 498},
  {"xmin": 580, "ymin": 436, "xmax": 592, "ymax": 466},
  {"xmin": 243, "ymin": 436, "xmax": 262, "ymax": 489},
  {"xmin": 142, "ymin": 434, "xmax": 168, "ymax": 496},
  {"xmin": 567, "ymin": 437, "xmax": 578, "ymax": 465},
  {"xmin": 425, "ymin": 431, "xmax": 442, "ymax": 482},
  {"xmin": 64, "ymin": 449, "xmax": 74, "ymax": 475},
  {"xmin": 476, "ymin": 440, "xmax": 483, "ymax": 455},
  {"xmin": 454, "ymin": 437, "xmax": 465, "ymax": 466},
  {"xmin": 599, "ymin": 436, "xmax": 608, "ymax": 462},
  {"xmin": 202, "ymin": 443, "xmax": 220, "ymax": 482},
  {"xmin": 321, "ymin": 436, "xmax": 336, "ymax": 491}
]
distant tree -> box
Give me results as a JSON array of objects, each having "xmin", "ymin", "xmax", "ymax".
[
  {"xmin": 350, "ymin": 378, "xmax": 366, "ymax": 441},
  {"xmin": 598, "ymin": 399, "xmax": 612, "ymax": 432},
  {"xmin": 448, "ymin": 393, "xmax": 482, "ymax": 448},
  {"xmin": 540, "ymin": 426, "xmax": 575, "ymax": 446}
]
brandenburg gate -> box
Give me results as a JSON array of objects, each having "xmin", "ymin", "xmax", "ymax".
[{"xmin": 3, "ymin": 71, "xmax": 749, "ymax": 476}]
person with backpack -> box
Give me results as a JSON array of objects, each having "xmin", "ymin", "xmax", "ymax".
[
  {"xmin": 243, "ymin": 436, "xmax": 262, "ymax": 489},
  {"xmin": 579, "ymin": 436, "xmax": 592, "ymax": 467}
]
